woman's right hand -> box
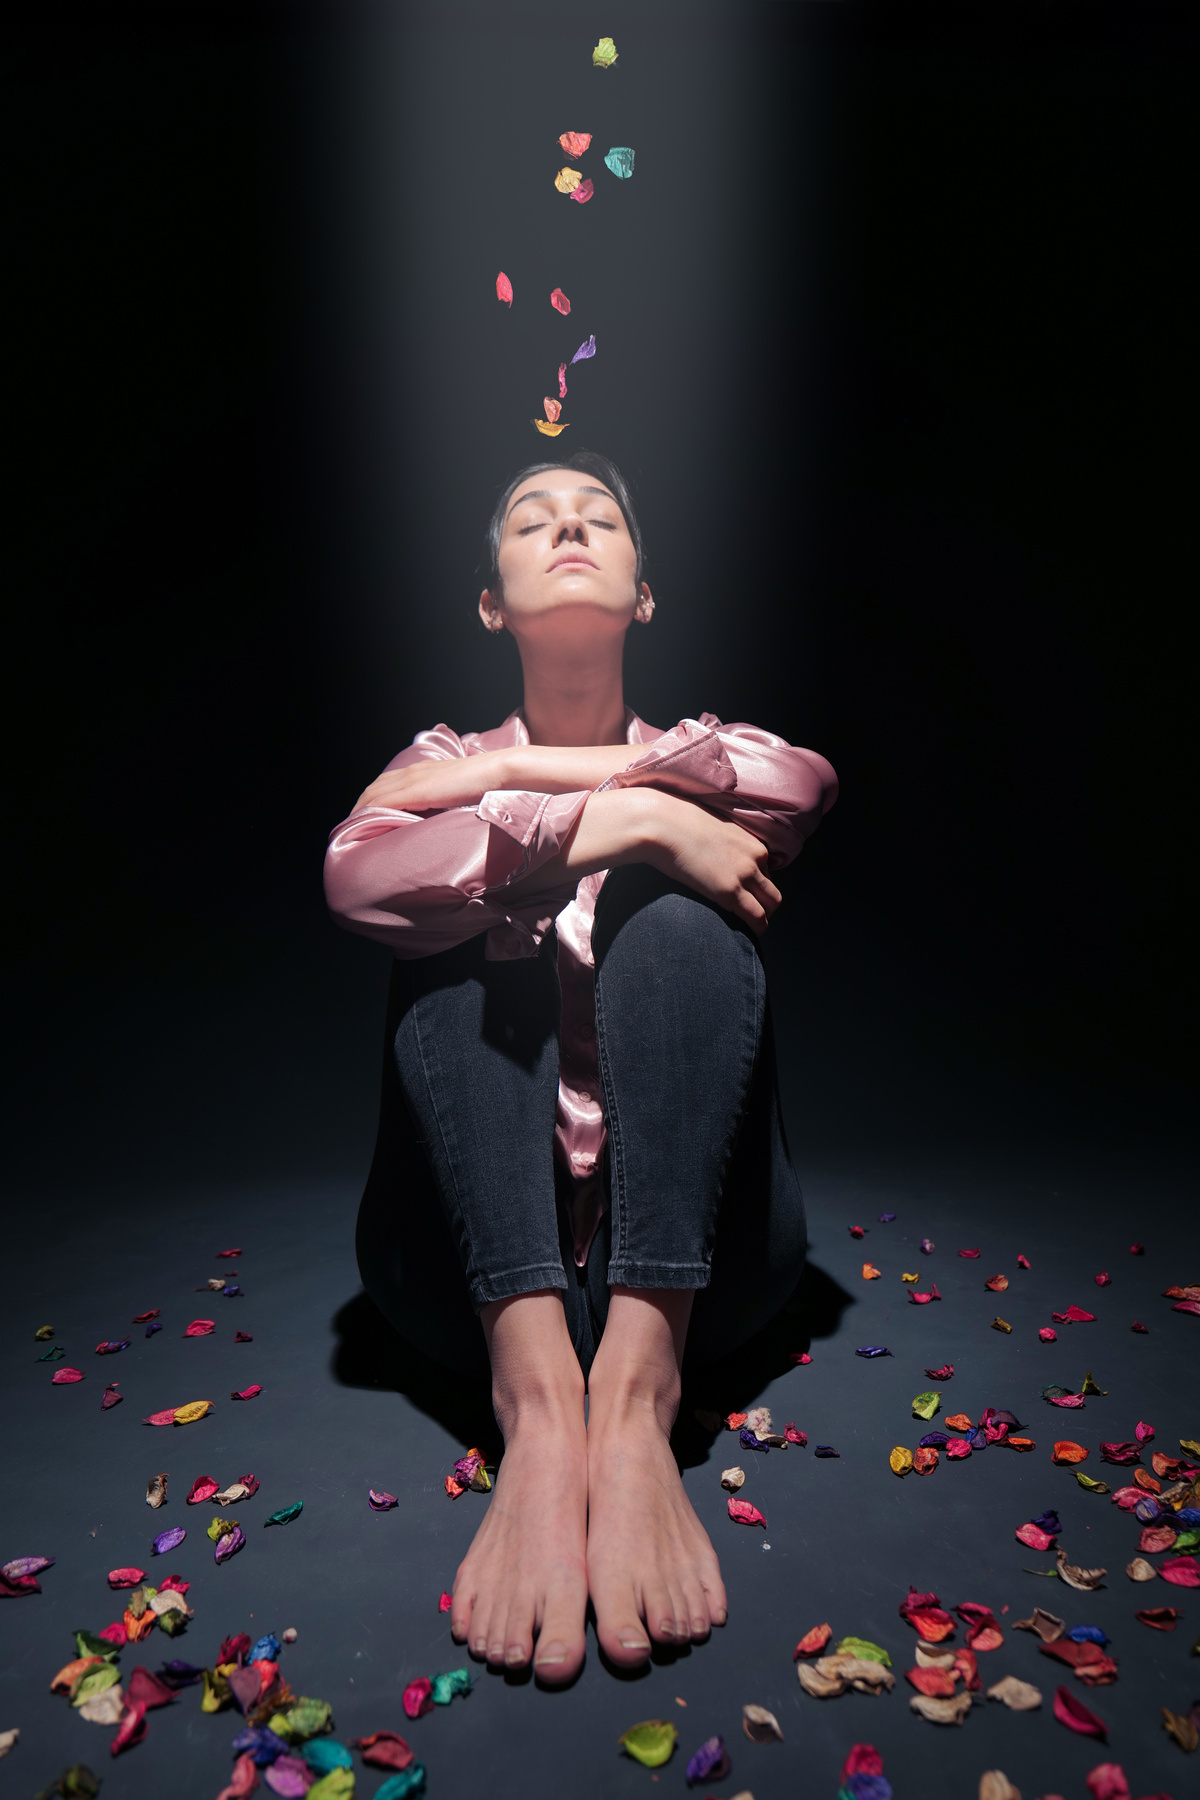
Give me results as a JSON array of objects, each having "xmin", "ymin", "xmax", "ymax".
[{"xmin": 640, "ymin": 790, "xmax": 782, "ymax": 934}]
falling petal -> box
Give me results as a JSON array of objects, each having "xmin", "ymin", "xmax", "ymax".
[
  {"xmin": 557, "ymin": 363, "xmax": 567, "ymax": 399},
  {"xmin": 571, "ymin": 178, "xmax": 594, "ymax": 204},
  {"xmin": 558, "ymin": 131, "xmax": 592, "ymax": 158},
  {"xmin": 543, "ymin": 397, "xmax": 561, "ymax": 422},
  {"xmin": 591, "ymin": 36, "xmax": 618, "ymax": 69},
  {"xmin": 496, "ymin": 272, "xmax": 512, "ymax": 307},
  {"xmin": 533, "ymin": 421, "xmax": 569, "ymax": 437},
  {"xmin": 570, "ymin": 335, "xmax": 596, "ymax": 363},
  {"xmin": 553, "ymin": 167, "xmax": 582, "ymax": 194},
  {"xmin": 437, "ymin": 1591, "xmax": 451, "ymax": 1612},
  {"xmin": 550, "ymin": 287, "xmax": 571, "ymax": 313},
  {"xmin": 604, "ymin": 146, "xmax": 635, "ymax": 179}
]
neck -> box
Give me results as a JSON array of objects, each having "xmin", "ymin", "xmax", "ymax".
[{"xmin": 518, "ymin": 636, "xmax": 629, "ymax": 746}]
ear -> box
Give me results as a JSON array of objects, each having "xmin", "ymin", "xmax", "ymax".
[
  {"xmin": 478, "ymin": 588, "xmax": 505, "ymax": 633},
  {"xmin": 633, "ymin": 582, "xmax": 655, "ymax": 624}
]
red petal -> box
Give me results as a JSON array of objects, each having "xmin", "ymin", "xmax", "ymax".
[
  {"xmin": 550, "ymin": 287, "xmax": 571, "ymax": 315},
  {"xmin": 184, "ymin": 1320, "xmax": 215, "ymax": 1336},
  {"xmin": 1052, "ymin": 1684, "xmax": 1108, "ymax": 1738},
  {"xmin": 1016, "ymin": 1523, "xmax": 1056, "ymax": 1551},
  {"xmin": 727, "ymin": 1497, "xmax": 767, "ymax": 1527},
  {"xmin": 1094, "ymin": 1272, "xmax": 1111, "ymax": 1285},
  {"xmin": 110, "ymin": 1700, "xmax": 149, "ymax": 1755},
  {"xmin": 438, "ymin": 1592, "xmax": 452, "ymax": 1613},
  {"xmin": 496, "ymin": 272, "xmax": 512, "ymax": 306},
  {"xmin": 842, "ymin": 1745, "xmax": 885, "ymax": 1779},
  {"xmin": 1158, "ymin": 1555, "xmax": 1200, "ymax": 1587},
  {"xmin": 793, "ymin": 1622, "xmax": 832, "ymax": 1657},
  {"xmin": 107, "ymin": 1567, "xmax": 146, "ymax": 1588},
  {"xmin": 958, "ymin": 1248, "xmax": 981, "ymax": 1258}
]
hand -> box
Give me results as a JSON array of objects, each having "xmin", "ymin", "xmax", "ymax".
[
  {"xmin": 354, "ymin": 752, "xmax": 510, "ymax": 814},
  {"xmin": 643, "ymin": 792, "xmax": 782, "ymax": 934}
]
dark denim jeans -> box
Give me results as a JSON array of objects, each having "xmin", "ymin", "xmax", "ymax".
[{"xmin": 356, "ymin": 864, "xmax": 807, "ymax": 1379}]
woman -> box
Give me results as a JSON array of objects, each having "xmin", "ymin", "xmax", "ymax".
[{"xmin": 324, "ymin": 451, "xmax": 837, "ymax": 1686}]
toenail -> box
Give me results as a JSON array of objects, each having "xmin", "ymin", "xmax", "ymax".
[
  {"xmin": 505, "ymin": 1647, "xmax": 526, "ymax": 1665},
  {"xmin": 534, "ymin": 1647, "xmax": 567, "ymax": 1667},
  {"xmin": 620, "ymin": 1635, "xmax": 650, "ymax": 1651},
  {"xmin": 472, "ymin": 1639, "xmax": 487, "ymax": 1654},
  {"xmin": 659, "ymin": 1621, "xmax": 677, "ymax": 1636},
  {"xmin": 488, "ymin": 1644, "xmax": 505, "ymax": 1659}
]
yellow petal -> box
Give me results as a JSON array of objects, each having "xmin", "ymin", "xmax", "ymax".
[
  {"xmin": 889, "ymin": 1445, "xmax": 914, "ymax": 1476},
  {"xmin": 173, "ymin": 1399, "xmax": 213, "ymax": 1424},
  {"xmin": 991, "ymin": 1316, "xmax": 1013, "ymax": 1333},
  {"xmin": 900, "ymin": 1272, "xmax": 919, "ymax": 1283},
  {"xmin": 533, "ymin": 421, "xmax": 569, "ymax": 436},
  {"xmin": 554, "ymin": 166, "xmax": 582, "ymax": 194}
]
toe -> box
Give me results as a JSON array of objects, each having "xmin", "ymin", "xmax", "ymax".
[
  {"xmin": 700, "ymin": 1565, "xmax": 728, "ymax": 1626},
  {"xmin": 449, "ymin": 1570, "xmax": 476, "ymax": 1644},
  {"xmin": 502, "ymin": 1594, "xmax": 536, "ymax": 1669},
  {"xmin": 591, "ymin": 1570, "xmax": 652, "ymax": 1666},
  {"xmin": 533, "ymin": 1582, "xmax": 586, "ymax": 1683},
  {"xmin": 681, "ymin": 1577, "xmax": 712, "ymax": 1641},
  {"xmin": 642, "ymin": 1577, "xmax": 679, "ymax": 1645}
]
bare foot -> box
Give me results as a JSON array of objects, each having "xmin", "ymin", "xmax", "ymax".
[
  {"xmin": 585, "ymin": 1293, "xmax": 728, "ymax": 1667},
  {"xmin": 449, "ymin": 1297, "xmax": 589, "ymax": 1683}
]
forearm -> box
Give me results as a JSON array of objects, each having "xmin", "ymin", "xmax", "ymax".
[{"xmin": 504, "ymin": 789, "xmax": 676, "ymax": 899}]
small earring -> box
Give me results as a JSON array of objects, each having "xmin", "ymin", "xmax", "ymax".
[
  {"xmin": 635, "ymin": 596, "xmax": 655, "ymax": 623},
  {"xmin": 486, "ymin": 612, "xmax": 504, "ymax": 633}
]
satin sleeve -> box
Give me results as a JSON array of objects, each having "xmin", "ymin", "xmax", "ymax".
[
  {"xmin": 323, "ymin": 725, "xmax": 591, "ymax": 959},
  {"xmin": 600, "ymin": 715, "xmax": 838, "ymax": 868}
]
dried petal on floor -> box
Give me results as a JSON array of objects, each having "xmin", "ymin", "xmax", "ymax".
[
  {"xmin": 185, "ymin": 1320, "xmax": 216, "ymax": 1337},
  {"xmin": 1158, "ymin": 1555, "xmax": 1200, "ymax": 1587},
  {"xmin": 1017, "ymin": 1254, "xmax": 1031, "ymax": 1268},
  {"xmin": 263, "ymin": 1503, "xmax": 303, "ymax": 1528},
  {"xmin": 727, "ymin": 1498, "xmax": 766, "ymax": 1527},
  {"xmin": 95, "ymin": 1340, "xmax": 130, "ymax": 1355},
  {"xmin": 1016, "ymin": 1524, "xmax": 1057, "ymax": 1552},
  {"xmin": 724, "ymin": 1412, "xmax": 748, "ymax": 1430},
  {"xmin": 793, "ymin": 1623, "xmax": 832, "ymax": 1657},
  {"xmin": 187, "ymin": 1477, "xmax": 219, "ymax": 1505},
  {"xmin": 402, "ymin": 1678, "xmax": 433, "ymax": 1720},
  {"xmin": 1095, "ymin": 1272, "xmax": 1112, "ymax": 1286},
  {"xmin": 991, "ymin": 1317, "xmax": 1013, "ymax": 1333},
  {"xmin": 909, "ymin": 1688, "xmax": 972, "ymax": 1724},
  {"xmin": 214, "ymin": 1526, "xmax": 246, "ymax": 1564},
  {"xmin": 906, "ymin": 1663, "xmax": 957, "ymax": 1697},
  {"xmin": 235, "ymin": 1331, "xmax": 254, "ymax": 1343},
  {"xmin": 849, "ymin": 1224, "xmax": 866, "ymax": 1238},
  {"xmin": 925, "ymin": 1364, "xmax": 954, "ymax": 1380},
  {"xmin": 1161, "ymin": 1706, "xmax": 1200, "ymax": 1752},
  {"xmin": 369, "ymin": 1490, "xmax": 398, "ymax": 1511},
  {"xmin": 913, "ymin": 1448, "xmax": 940, "ymax": 1474},
  {"xmin": 901, "ymin": 1272, "xmax": 919, "ymax": 1283},
  {"xmin": 721, "ymin": 1467, "xmax": 745, "ymax": 1491},
  {"xmin": 814, "ymin": 1445, "xmax": 840, "ymax": 1458},
  {"xmin": 684, "ymin": 1734, "xmax": 729, "ymax": 1784},
  {"xmin": 107, "ymin": 1568, "xmax": 146, "ymax": 1588},
  {"xmin": 1052, "ymin": 1305, "xmax": 1097, "ymax": 1323},
  {"xmin": 1057, "ymin": 1549, "xmax": 1107, "ymax": 1591},
  {"xmin": 920, "ymin": 1238, "xmax": 935, "ymax": 1253},
  {"xmin": 979, "ymin": 1772, "xmax": 1022, "ymax": 1800},
  {"xmin": 146, "ymin": 1475, "xmax": 168, "ymax": 1509},
  {"xmin": 496, "ymin": 272, "xmax": 512, "ymax": 306},
  {"xmin": 52, "ymin": 1368, "xmax": 84, "ymax": 1384},
  {"xmin": 1040, "ymin": 1328, "xmax": 1058, "ymax": 1342},
  {"xmin": 890, "ymin": 1447, "xmax": 914, "ymax": 1476},
  {"xmin": 985, "ymin": 1275, "xmax": 1009, "ymax": 1292},
  {"xmin": 986, "ymin": 1675, "xmax": 1042, "ymax": 1710},
  {"xmin": 231, "ymin": 1387, "xmax": 262, "ymax": 1401},
  {"xmin": 619, "ymin": 1719, "xmax": 677, "ymax": 1766},
  {"xmin": 1075, "ymin": 1473, "xmax": 1110, "ymax": 1493},
  {"xmin": 1053, "ymin": 1441, "xmax": 1089, "ymax": 1464},
  {"xmin": 1126, "ymin": 1557, "xmax": 1158, "ymax": 1581},
  {"xmin": 352, "ymin": 1731, "xmax": 415, "ymax": 1770},
  {"xmin": 912, "ymin": 1392, "xmax": 941, "ymax": 1421},
  {"xmin": 173, "ymin": 1401, "xmax": 213, "ymax": 1425},
  {"xmin": 910, "ymin": 1284, "xmax": 942, "ymax": 1305},
  {"xmin": 1099, "ymin": 1442, "xmax": 1141, "ymax": 1465},
  {"xmin": 900, "ymin": 1589, "xmax": 956, "ymax": 1642},
  {"xmin": 1135, "ymin": 1607, "xmax": 1181, "ymax": 1629},
  {"xmin": 856, "ymin": 1345, "xmax": 891, "ymax": 1357},
  {"xmin": 1052, "ymin": 1685, "xmax": 1108, "ymax": 1737},
  {"xmin": 742, "ymin": 1703, "xmax": 784, "ymax": 1740},
  {"xmin": 151, "ymin": 1527, "xmax": 186, "ymax": 1556},
  {"xmin": 784, "ymin": 1424, "xmax": 806, "ymax": 1445}
]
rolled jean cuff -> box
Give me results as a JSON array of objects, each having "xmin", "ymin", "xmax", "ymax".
[
  {"xmin": 469, "ymin": 1263, "xmax": 569, "ymax": 1310},
  {"xmin": 606, "ymin": 1260, "xmax": 711, "ymax": 1290}
]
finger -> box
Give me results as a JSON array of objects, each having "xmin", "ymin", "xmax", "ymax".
[{"xmin": 749, "ymin": 872, "xmax": 783, "ymax": 913}]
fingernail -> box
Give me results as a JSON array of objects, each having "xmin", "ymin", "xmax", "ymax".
[{"xmin": 619, "ymin": 1635, "xmax": 650, "ymax": 1651}]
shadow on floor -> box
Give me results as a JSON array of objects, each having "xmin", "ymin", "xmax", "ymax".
[
  {"xmin": 331, "ymin": 1289, "xmax": 502, "ymax": 1459},
  {"xmin": 333, "ymin": 1260, "xmax": 853, "ymax": 1471},
  {"xmin": 673, "ymin": 1260, "xmax": 856, "ymax": 1469}
]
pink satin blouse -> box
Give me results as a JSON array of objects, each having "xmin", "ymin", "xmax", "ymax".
[{"xmin": 324, "ymin": 711, "xmax": 835, "ymax": 1253}]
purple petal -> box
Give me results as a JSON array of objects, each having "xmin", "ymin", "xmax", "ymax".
[
  {"xmin": 263, "ymin": 1754, "xmax": 312, "ymax": 1797},
  {"xmin": 145, "ymin": 1321, "xmax": 163, "ymax": 1337},
  {"xmin": 214, "ymin": 1524, "xmax": 246, "ymax": 1564},
  {"xmin": 1, "ymin": 1555, "xmax": 53, "ymax": 1582},
  {"xmin": 152, "ymin": 1526, "xmax": 186, "ymax": 1556},
  {"xmin": 684, "ymin": 1735, "xmax": 727, "ymax": 1784},
  {"xmin": 368, "ymin": 1490, "xmax": 398, "ymax": 1510},
  {"xmin": 919, "ymin": 1432, "xmax": 950, "ymax": 1449},
  {"xmin": 879, "ymin": 1212, "xmax": 896, "ymax": 1222},
  {"xmin": 814, "ymin": 1445, "xmax": 840, "ymax": 1457},
  {"xmin": 739, "ymin": 1427, "xmax": 770, "ymax": 1452},
  {"xmin": 570, "ymin": 334, "xmax": 596, "ymax": 363},
  {"xmin": 855, "ymin": 1345, "xmax": 892, "ymax": 1357},
  {"xmin": 920, "ymin": 1237, "xmax": 935, "ymax": 1253}
]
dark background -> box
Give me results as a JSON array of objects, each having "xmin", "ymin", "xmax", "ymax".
[{"xmin": 4, "ymin": 0, "xmax": 1196, "ymax": 1194}]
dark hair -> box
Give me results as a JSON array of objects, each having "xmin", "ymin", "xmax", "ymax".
[{"xmin": 484, "ymin": 450, "xmax": 644, "ymax": 593}]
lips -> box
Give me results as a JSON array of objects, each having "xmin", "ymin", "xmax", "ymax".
[{"xmin": 548, "ymin": 554, "xmax": 597, "ymax": 571}]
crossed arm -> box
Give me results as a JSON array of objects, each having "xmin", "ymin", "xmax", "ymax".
[{"xmin": 354, "ymin": 740, "xmax": 832, "ymax": 936}]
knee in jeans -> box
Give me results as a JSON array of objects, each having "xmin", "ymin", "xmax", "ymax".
[{"xmin": 594, "ymin": 865, "xmax": 752, "ymax": 975}]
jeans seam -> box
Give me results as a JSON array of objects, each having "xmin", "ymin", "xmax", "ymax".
[{"xmin": 407, "ymin": 991, "xmax": 478, "ymax": 1295}]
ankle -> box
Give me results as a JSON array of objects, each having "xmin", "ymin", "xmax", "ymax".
[
  {"xmin": 587, "ymin": 1364, "xmax": 681, "ymax": 1438},
  {"xmin": 492, "ymin": 1368, "xmax": 586, "ymax": 1443}
]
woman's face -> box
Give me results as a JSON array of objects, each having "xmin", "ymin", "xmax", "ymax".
[{"xmin": 480, "ymin": 468, "xmax": 651, "ymax": 646}]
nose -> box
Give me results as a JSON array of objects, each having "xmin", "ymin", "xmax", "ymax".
[{"xmin": 552, "ymin": 511, "xmax": 588, "ymax": 547}]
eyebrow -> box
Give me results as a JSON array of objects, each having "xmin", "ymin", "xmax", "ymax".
[{"xmin": 505, "ymin": 485, "xmax": 616, "ymax": 522}]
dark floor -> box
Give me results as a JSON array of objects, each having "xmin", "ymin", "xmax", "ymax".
[{"xmin": 4, "ymin": 1139, "xmax": 1198, "ymax": 1799}]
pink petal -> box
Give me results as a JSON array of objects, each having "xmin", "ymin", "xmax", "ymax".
[{"xmin": 496, "ymin": 272, "xmax": 512, "ymax": 307}]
